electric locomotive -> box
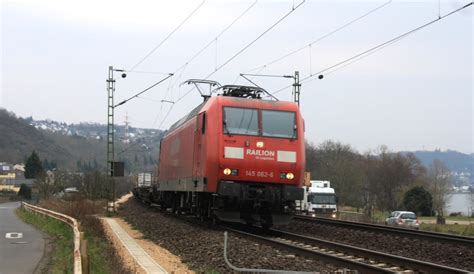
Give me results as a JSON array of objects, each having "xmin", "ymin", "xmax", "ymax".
[{"xmin": 134, "ymin": 81, "xmax": 305, "ymax": 227}]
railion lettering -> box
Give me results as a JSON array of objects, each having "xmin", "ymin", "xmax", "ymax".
[{"xmin": 246, "ymin": 149, "xmax": 275, "ymax": 157}]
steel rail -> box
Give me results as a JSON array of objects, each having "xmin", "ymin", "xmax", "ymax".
[
  {"xmin": 270, "ymin": 228, "xmax": 469, "ymax": 274},
  {"xmin": 294, "ymin": 215, "xmax": 474, "ymax": 248},
  {"xmin": 222, "ymin": 226, "xmax": 391, "ymax": 274},
  {"xmin": 22, "ymin": 202, "xmax": 82, "ymax": 274},
  {"xmin": 134, "ymin": 197, "xmax": 470, "ymax": 273},
  {"xmin": 223, "ymin": 225, "xmax": 470, "ymax": 274}
]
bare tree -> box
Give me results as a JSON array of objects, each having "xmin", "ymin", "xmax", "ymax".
[
  {"xmin": 361, "ymin": 153, "xmax": 378, "ymax": 217},
  {"xmin": 361, "ymin": 147, "xmax": 426, "ymax": 214},
  {"xmin": 306, "ymin": 140, "xmax": 365, "ymax": 207},
  {"xmin": 428, "ymin": 159, "xmax": 452, "ymax": 224}
]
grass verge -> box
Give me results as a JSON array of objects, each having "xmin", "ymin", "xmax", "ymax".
[
  {"xmin": 420, "ymin": 223, "xmax": 474, "ymax": 236},
  {"xmin": 16, "ymin": 207, "xmax": 73, "ymax": 273},
  {"xmin": 37, "ymin": 198, "xmax": 132, "ymax": 273},
  {"xmin": 419, "ymin": 216, "xmax": 474, "ymax": 222},
  {"xmin": 81, "ymin": 215, "xmax": 132, "ymax": 274}
]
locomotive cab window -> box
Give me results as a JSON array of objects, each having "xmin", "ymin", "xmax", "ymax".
[
  {"xmin": 223, "ymin": 107, "xmax": 258, "ymax": 136},
  {"xmin": 262, "ymin": 110, "xmax": 296, "ymax": 139}
]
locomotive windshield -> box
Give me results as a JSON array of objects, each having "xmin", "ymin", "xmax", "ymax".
[
  {"xmin": 262, "ymin": 110, "xmax": 296, "ymax": 138},
  {"xmin": 223, "ymin": 107, "xmax": 259, "ymax": 136},
  {"xmin": 223, "ymin": 107, "xmax": 297, "ymax": 138}
]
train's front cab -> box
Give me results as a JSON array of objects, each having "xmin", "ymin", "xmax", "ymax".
[{"xmin": 213, "ymin": 94, "xmax": 305, "ymax": 227}]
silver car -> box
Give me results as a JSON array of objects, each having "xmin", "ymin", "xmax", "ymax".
[{"xmin": 385, "ymin": 211, "xmax": 420, "ymax": 229}]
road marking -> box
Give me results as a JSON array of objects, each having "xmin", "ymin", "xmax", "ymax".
[{"xmin": 6, "ymin": 232, "xmax": 23, "ymax": 239}]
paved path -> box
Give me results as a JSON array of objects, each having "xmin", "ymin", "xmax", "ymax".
[
  {"xmin": 104, "ymin": 217, "xmax": 167, "ymax": 274},
  {"xmin": 0, "ymin": 201, "xmax": 45, "ymax": 274}
]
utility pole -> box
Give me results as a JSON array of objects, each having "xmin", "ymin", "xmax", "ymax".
[
  {"xmin": 292, "ymin": 71, "xmax": 301, "ymax": 106},
  {"xmin": 106, "ymin": 66, "xmax": 125, "ymax": 214},
  {"xmin": 124, "ymin": 112, "xmax": 130, "ymax": 144},
  {"xmin": 106, "ymin": 66, "xmax": 115, "ymax": 179},
  {"xmin": 105, "ymin": 66, "xmax": 172, "ymax": 213},
  {"xmin": 106, "ymin": 66, "xmax": 116, "ymax": 214}
]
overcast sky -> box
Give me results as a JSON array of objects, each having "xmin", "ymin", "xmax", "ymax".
[{"xmin": 1, "ymin": 0, "xmax": 473, "ymax": 153}]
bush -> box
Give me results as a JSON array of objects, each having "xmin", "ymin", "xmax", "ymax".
[{"xmin": 403, "ymin": 186, "xmax": 433, "ymax": 216}]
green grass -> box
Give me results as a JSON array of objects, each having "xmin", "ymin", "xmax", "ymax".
[
  {"xmin": 420, "ymin": 223, "xmax": 474, "ymax": 236},
  {"xmin": 81, "ymin": 216, "xmax": 122, "ymax": 274},
  {"xmin": 418, "ymin": 216, "xmax": 474, "ymax": 223},
  {"xmin": 340, "ymin": 210, "xmax": 390, "ymax": 224},
  {"xmin": 85, "ymin": 233, "xmax": 112, "ymax": 274},
  {"xmin": 16, "ymin": 208, "xmax": 73, "ymax": 273},
  {"xmin": 16, "ymin": 208, "xmax": 120, "ymax": 273},
  {"xmin": 446, "ymin": 216, "xmax": 474, "ymax": 221}
]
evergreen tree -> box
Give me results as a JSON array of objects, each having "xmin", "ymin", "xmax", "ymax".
[
  {"xmin": 43, "ymin": 159, "xmax": 50, "ymax": 170},
  {"xmin": 403, "ymin": 186, "xmax": 433, "ymax": 216},
  {"xmin": 77, "ymin": 159, "xmax": 83, "ymax": 171},
  {"xmin": 24, "ymin": 150, "xmax": 44, "ymax": 179},
  {"xmin": 17, "ymin": 184, "xmax": 32, "ymax": 200}
]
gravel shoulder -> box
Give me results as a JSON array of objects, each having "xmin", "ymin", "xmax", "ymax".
[
  {"xmin": 100, "ymin": 217, "xmax": 145, "ymax": 274},
  {"xmin": 113, "ymin": 217, "xmax": 194, "ymax": 273}
]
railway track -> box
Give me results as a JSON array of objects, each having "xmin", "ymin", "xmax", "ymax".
[
  {"xmin": 222, "ymin": 224, "xmax": 470, "ymax": 274},
  {"xmin": 293, "ymin": 215, "xmax": 474, "ymax": 248},
  {"xmin": 134, "ymin": 198, "xmax": 472, "ymax": 272}
]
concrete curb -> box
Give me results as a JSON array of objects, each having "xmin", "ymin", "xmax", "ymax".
[{"xmin": 103, "ymin": 218, "xmax": 167, "ymax": 274}]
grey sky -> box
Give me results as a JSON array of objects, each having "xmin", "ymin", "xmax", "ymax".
[{"xmin": 1, "ymin": 0, "xmax": 473, "ymax": 153}]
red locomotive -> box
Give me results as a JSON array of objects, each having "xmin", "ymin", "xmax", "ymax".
[{"xmin": 134, "ymin": 82, "xmax": 305, "ymax": 227}]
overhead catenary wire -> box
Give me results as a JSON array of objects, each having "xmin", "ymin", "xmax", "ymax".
[
  {"xmin": 322, "ymin": 35, "xmax": 404, "ymax": 77},
  {"xmin": 205, "ymin": 0, "xmax": 305, "ymax": 80},
  {"xmin": 157, "ymin": 103, "xmax": 175, "ymax": 130},
  {"xmin": 272, "ymin": 1, "xmax": 473, "ymax": 95},
  {"xmin": 126, "ymin": 70, "xmax": 173, "ymax": 75},
  {"xmin": 152, "ymin": 1, "xmax": 259, "ymax": 127},
  {"xmin": 172, "ymin": 0, "xmax": 258, "ymax": 75},
  {"xmin": 174, "ymin": 0, "xmax": 306, "ymax": 104},
  {"xmin": 128, "ymin": 0, "xmax": 206, "ymax": 72},
  {"xmin": 246, "ymin": 0, "xmax": 392, "ymax": 73},
  {"xmin": 115, "ymin": 74, "xmax": 174, "ymax": 108},
  {"xmin": 161, "ymin": 0, "xmax": 258, "ymax": 98}
]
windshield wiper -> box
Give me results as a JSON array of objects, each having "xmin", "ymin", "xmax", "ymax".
[
  {"xmin": 223, "ymin": 121, "xmax": 232, "ymax": 136},
  {"xmin": 290, "ymin": 124, "xmax": 297, "ymax": 140}
]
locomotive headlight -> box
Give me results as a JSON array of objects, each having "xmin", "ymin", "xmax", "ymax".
[
  {"xmin": 286, "ymin": 172, "xmax": 295, "ymax": 180},
  {"xmin": 256, "ymin": 141, "xmax": 264, "ymax": 148},
  {"xmin": 223, "ymin": 168, "xmax": 232, "ymax": 175}
]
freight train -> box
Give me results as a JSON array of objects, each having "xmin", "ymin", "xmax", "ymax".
[{"xmin": 133, "ymin": 82, "xmax": 305, "ymax": 227}]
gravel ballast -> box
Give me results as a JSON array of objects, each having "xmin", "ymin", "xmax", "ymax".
[
  {"xmin": 118, "ymin": 199, "xmax": 338, "ymax": 273},
  {"xmin": 275, "ymin": 220, "xmax": 474, "ymax": 271}
]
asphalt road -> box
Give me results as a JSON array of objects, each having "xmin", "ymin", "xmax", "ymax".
[{"xmin": 0, "ymin": 201, "xmax": 45, "ymax": 274}]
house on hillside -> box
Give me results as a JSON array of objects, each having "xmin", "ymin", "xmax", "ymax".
[
  {"xmin": 0, "ymin": 162, "xmax": 31, "ymax": 193},
  {"xmin": 0, "ymin": 163, "xmax": 15, "ymax": 180}
]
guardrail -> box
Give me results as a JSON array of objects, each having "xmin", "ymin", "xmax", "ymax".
[{"xmin": 22, "ymin": 201, "xmax": 82, "ymax": 274}]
